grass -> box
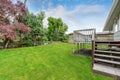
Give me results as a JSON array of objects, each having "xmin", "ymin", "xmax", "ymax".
[{"xmin": 0, "ymin": 42, "xmax": 113, "ymax": 80}]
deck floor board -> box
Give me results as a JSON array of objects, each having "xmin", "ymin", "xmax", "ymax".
[{"xmin": 93, "ymin": 63, "xmax": 120, "ymax": 77}]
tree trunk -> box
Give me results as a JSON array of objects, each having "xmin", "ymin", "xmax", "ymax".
[{"xmin": 4, "ymin": 39, "xmax": 9, "ymax": 49}]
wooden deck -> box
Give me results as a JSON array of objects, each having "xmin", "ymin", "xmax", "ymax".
[
  {"xmin": 92, "ymin": 40, "xmax": 120, "ymax": 79},
  {"xmin": 93, "ymin": 64, "xmax": 120, "ymax": 78}
]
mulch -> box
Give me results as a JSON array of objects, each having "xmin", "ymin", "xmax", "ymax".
[{"xmin": 74, "ymin": 49, "xmax": 92, "ymax": 56}]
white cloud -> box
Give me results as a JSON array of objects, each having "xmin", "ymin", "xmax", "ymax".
[
  {"xmin": 42, "ymin": 4, "xmax": 106, "ymax": 33},
  {"xmin": 11, "ymin": 0, "xmax": 111, "ymax": 33},
  {"xmin": 67, "ymin": 5, "xmax": 104, "ymax": 15}
]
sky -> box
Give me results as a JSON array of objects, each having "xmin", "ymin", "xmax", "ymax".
[{"xmin": 13, "ymin": 0, "xmax": 113, "ymax": 33}]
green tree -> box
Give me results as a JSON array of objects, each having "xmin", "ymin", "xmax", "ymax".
[
  {"xmin": 47, "ymin": 17, "xmax": 68, "ymax": 41},
  {"xmin": 24, "ymin": 12, "xmax": 46, "ymax": 46}
]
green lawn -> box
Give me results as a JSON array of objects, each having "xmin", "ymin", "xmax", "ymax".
[{"xmin": 0, "ymin": 43, "xmax": 113, "ymax": 80}]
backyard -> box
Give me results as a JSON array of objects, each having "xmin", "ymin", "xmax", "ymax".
[
  {"xmin": 0, "ymin": 43, "xmax": 112, "ymax": 80},
  {"xmin": 0, "ymin": 0, "xmax": 119, "ymax": 79}
]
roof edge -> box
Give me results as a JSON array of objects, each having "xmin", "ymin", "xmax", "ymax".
[{"xmin": 103, "ymin": 0, "xmax": 119, "ymax": 31}]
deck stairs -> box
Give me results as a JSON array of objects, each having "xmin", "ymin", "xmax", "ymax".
[{"xmin": 92, "ymin": 41, "xmax": 120, "ymax": 79}]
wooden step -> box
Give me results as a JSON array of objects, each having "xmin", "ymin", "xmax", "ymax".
[
  {"xmin": 94, "ymin": 54, "xmax": 120, "ymax": 59},
  {"xmin": 95, "ymin": 41, "xmax": 120, "ymax": 43},
  {"xmin": 93, "ymin": 63, "xmax": 120, "ymax": 77},
  {"xmin": 94, "ymin": 58, "xmax": 120, "ymax": 65},
  {"xmin": 110, "ymin": 47, "xmax": 120, "ymax": 51},
  {"xmin": 95, "ymin": 41, "xmax": 110, "ymax": 43},
  {"xmin": 109, "ymin": 44, "xmax": 120, "ymax": 47},
  {"xmin": 95, "ymin": 50, "xmax": 120, "ymax": 54}
]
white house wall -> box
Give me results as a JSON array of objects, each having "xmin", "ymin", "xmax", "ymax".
[
  {"xmin": 114, "ymin": 30, "xmax": 120, "ymax": 41},
  {"xmin": 114, "ymin": 15, "xmax": 120, "ymax": 41}
]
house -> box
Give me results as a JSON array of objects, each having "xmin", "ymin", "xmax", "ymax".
[
  {"xmin": 73, "ymin": 0, "xmax": 120, "ymax": 79},
  {"xmin": 92, "ymin": 0, "xmax": 120, "ymax": 79},
  {"xmin": 103, "ymin": 0, "xmax": 120, "ymax": 41}
]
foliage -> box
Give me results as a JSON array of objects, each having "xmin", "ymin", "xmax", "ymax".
[
  {"xmin": 0, "ymin": 0, "xmax": 30, "ymax": 48},
  {"xmin": 0, "ymin": 0, "xmax": 27, "ymax": 25},
  {"xmin": 0, "ymin": 23, "xmax": 30, "ymax": 40},
  {"xmin": 48, "ymin": 17, "xmax": 68, "ymax": 41},
  {"xmin": 0, "ymin": 43, "xmax": 112, "ymax": 80},
  {"xmin": 24, "ymin": 12, "xmax": 47, "ymax": 46}
]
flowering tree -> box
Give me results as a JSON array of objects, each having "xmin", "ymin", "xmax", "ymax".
[{"xmin": 0, "ymin": 0, "xmax": 30, "ymax": 48}]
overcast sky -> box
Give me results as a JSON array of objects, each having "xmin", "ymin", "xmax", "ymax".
[{"xmin": 13, "ymin": 0, "xmax": 113, "ymax": 33}]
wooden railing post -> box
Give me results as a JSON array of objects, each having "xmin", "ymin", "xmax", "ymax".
[{"xmin": 92, "ymin": 40, "xmax": 95, "ymax": 67}]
